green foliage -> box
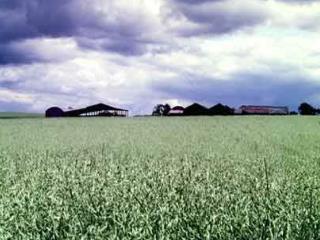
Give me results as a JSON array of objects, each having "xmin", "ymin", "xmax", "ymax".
[{"xmin": 0, "ymin": 117, "xmax": 320, "ymax": 239}]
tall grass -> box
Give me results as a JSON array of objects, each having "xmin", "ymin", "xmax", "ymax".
[{"xmin": 0, "ymin": 117, "xmax": 320, "ymax": 239}]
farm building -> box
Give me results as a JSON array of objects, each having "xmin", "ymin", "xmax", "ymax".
[
  {"xmin": 46, "ymin": 103, "xmax": 128, "ymax": 118},
  {"xmin": 45, "ymin": 107, "xmax": 64, "ymax": 118},
  {"xmin": 184, "ymin": 103, "xmax": 209, "ymax": 116},
  {"xmin": 168, "ymin": 106, "xmax": 184, "ymax": 116},
  {"xmin": 209, "ymin": 104, "xmax": 234, "ymax": 115},
  {"xmin": 239, "ymin": 105, "xmax": 289, "ymax": 115}
]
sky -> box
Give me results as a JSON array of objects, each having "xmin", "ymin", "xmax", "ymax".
[{"xmin": 0, "ymin": 0, "xmax": 320, "ymax": 114}]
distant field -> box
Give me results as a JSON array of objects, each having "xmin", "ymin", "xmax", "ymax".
[
  {"xmin": 0, "ymin": 117, "xmax": 320, "ymax": 239},
  {"xmin": 0, "ymin": 112, "xmax": 43, "ymax": 119}
]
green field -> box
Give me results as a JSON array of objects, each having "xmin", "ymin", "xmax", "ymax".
[
  {"xmin": 0, "ymin": 117, "xmax": 320, "ymax": 239},
  {"xmin": 0, "ymin": 112, "xmax": 43, "ymax": 119}
]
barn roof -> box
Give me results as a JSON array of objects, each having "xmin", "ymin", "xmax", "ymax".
[
  {"xmin": 209, "ymin": 103, "xmax": 225, "ymax": 110},
  {"xmin": 46, "ymin": 106, "xmax": 64, "ymax": 112},
  {"xmin": 185, "ymin": 103, "xmax": 208, "ymax": 110},
  {"xmin": 184, "ymin": 103, "xmax": 209, "ymax": 115},
  {"xmin": 85, "ymin": 103, "xmax": 128, "ymax": 112},
  {"xmin": 64, "ymin": 103, "xmax": 128, "ymax": 116}
]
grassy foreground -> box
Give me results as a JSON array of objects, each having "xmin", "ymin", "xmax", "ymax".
[{"xmin": 0, "ymin": 117, "xmax": 320, "ymax": 239}]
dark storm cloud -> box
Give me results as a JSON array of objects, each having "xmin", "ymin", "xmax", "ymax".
[
  {"xmin": 0, "ymin": 6, "xmax": 38, "ymax": 43},
  {"xmin": 0, "ymin": 42, "xmax": 43, "ymax": 65},
  {"xmin": 1, "ymin": 0, "xmax": 319, "ymax": 65},
  {"xmin": 26, "ymin": 0, "xmax": 78, "ymax": 37},
  {"xmin": 0, "ymin": 0, "xmax": 24, "ymax": 9},
  {"xmin": 0, "ymin": 0, "xmax": 84, "ymax": 42},
  {"xmin": 151, "ymin": 71, "xmax": 320, "ymax": 109},
  {"xmin": 0, "ymin": 0, "xmax": 158, "ymax": 64},
  {"xmin": 0, "ymin": 0, "xmax": 74, "ymax": 64},
  {"xmin": 0, "ymin": 0, "xmax": 272, "ymax": 65}
]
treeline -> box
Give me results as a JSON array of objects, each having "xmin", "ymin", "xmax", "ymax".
[
  {"xmin": 298, "ymin": 102, "xmax": 320, "ymax": 115},
  {"xmin": 152, "ymin": 102, "xmax": 320, "ymax": 116}
]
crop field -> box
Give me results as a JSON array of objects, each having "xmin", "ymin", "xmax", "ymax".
[{"xmin": 0, "ymin": 117, "xmax": 320, "ymax": 239}]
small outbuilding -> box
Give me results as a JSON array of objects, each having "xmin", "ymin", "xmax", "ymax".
[{"xmin": 45, "ymin": 107, "xmax": 64, "ymax": 118}]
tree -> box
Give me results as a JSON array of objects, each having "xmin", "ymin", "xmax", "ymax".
[
  {"xmin": 163, "ymin": 104, "xmax": 171, "ymax": 116},
  {"xmin": 298, "ymin": 102, "xmax": 316, "ymax": 115},
  {"xmin": 152, "ymin": 104, "xmax": 171, "ymax": 116}
]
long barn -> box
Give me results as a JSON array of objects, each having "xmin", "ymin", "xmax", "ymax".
[
  {"xmin": 46, "ymin": 103, "xmax": 128, "ymax": 118},
  {"xmin": 239, "ymin": 105, "xmax": 289, "ymax": 115}
]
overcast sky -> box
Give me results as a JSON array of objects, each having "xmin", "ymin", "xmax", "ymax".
[{"xmin": 0, "ymin": 0, "xmax": 320, "ymax": 114}]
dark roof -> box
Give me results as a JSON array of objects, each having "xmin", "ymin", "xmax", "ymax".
[
  {"xmin": 185, "ymin": 103, "xmax": 207, "ymax": 110},
  {"xmin": 46, "ymin": 106, "xmax": 64, "ymax": 112},
  {"xmin": 209, "ymin": 103, "xmax": 225, "ymax": 110},
  {"xmin": 64, "ymin": 107, "xmax": 86, "ymax": 116},
  {"xmin": 184, "ymin": 103, "xmax": 209, "ymax": 115},
  {"xmin": 65, "ymin": 103, "xmax": 128, "ymax": 116},
  {"xmin": 85, "ymin": 103, "xmax": 128, "ymax": 112},
  {"xmin": 209, "ymin": 103, "xmax": 234, "ymax": 115}
]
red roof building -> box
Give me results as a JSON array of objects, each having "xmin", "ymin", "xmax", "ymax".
[{"xmin": 168, "ymin": 106, "xmax": 184, "ymax": 116}]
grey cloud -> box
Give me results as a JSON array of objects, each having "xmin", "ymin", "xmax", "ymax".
[
  {"xmin": 0, "ymin": 0, "xmax": 80, "ymax": 41},
  {"xmin": 25, "ymin": 0, "xmax": 78, "ymax": 38},
  {"xmin": 0, "ymin": 0, "xmax": 318, "ymax": 65},
  {"xmin": 170, "ymin": 0, "xmax": 268, "ymax": 36},
  {"xmin": 0, "ymin": 0, "xmax": 160, "ymax": 64},
  {"xmin": 0, "ymin": 42, "xmax": 43, "ymax": 65},
  {"xmin": 277, "ymin": 0, "xmax": 320, "ymax": 3},
  {"xmin": 172, "ymin": 0, "xmax": 223, "ymax": 4},
  {"xmin": 0, "ymin": 7, "xmax": 38, "ymax": 43},
  {"xmin": 0, "ymin": 0, "xmax": 25, "ymax": 9}
]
